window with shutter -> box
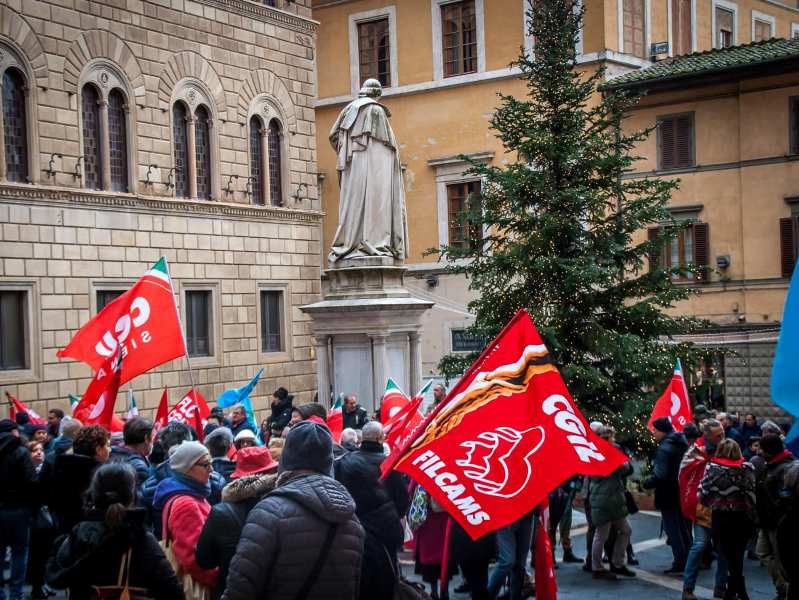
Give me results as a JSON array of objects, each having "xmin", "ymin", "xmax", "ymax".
[
  {"xmin": 249, "ymin": 116, "xmax": 264, "ymax": 205},
  {"xmin": 0, "ymin": 290, "xmax": 27, "ymax": 370},
  {"xmin": 186, "ymin": 290, "xmax": 212, "ymax": 357},
  {"xmin": 268, "ymin": 119, "xmax": 283, "ymax": 206},
  {"xmin": 82, "ymin": 84, "xmax": 103, "ymax": 190},
  {"xmin": 715, "ymin": 6, "xmax": 734, "ymax": 48},
  {"xmin": 780, "ymin": 217, "xmax": 797, "ymax": 278},
  {"xmin": 358, "ymin": 19, "xmax": 391, "ymax": 87},
  {"xmin": 194, "ymin": 106, "xmax": 211, "ymax": 200},
  {"xmin": 649, "ymin": 222, "xmax": 708, "ymax": 281},
  {"xmin": 447, "ymin": 180, "xmax": 482, "ymax": 250},
  {"xmin": 790, "ymin": 97, "xmax": 799, "ymax": 155},
  {"xmin": 172, "ymin": 102, "xmax": 189, "ymax": 198},
  {"xmin": 658, "ymin": 113, "xmax": 694, "ymax": 170},
  {"xmin": 442, "ymin": 1, "xmax": 477, "ymax": 77},
  {"xmin": 671, "ymin": 0, "xmax": 692, "ymax": 55},
  {"xmin": 623, "ymin": 0, "xmax": 646, "ymax": 58},
  {"xmin": 693, "ymin": 222, "xmax": 710, "ymax": 282},
  {"xmin": 260, "ymin": 290, "xmax": 283, "ymax": 353},
  {"xmin": 2, "ymin": 69, "xmax": 28, "ymax": 183},
  {"xmin": 108, "ymin": 89, "xmax": 128, "ymax": 192},
  {"xmin": 753, "ymin": 19, "xmax": 772, "ymax": 42}
]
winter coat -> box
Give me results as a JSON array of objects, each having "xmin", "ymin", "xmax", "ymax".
[
  {"xmin": 211, "ymin": 457, "xmax": 236, "ymax": 483},
  {"xmin": 266, "ymin": 398, "xmax": 293, "ymax": 437},
  {"xmin": 154, "ymin": 478, "xmax": 219, "ymax": 589},
  {"xmin": 342, "ymin": 406, "xmax": 368, "ymax": 431},
  {"xmin": 0, "ymin": 432, "xmax": 37, "ymax": 509},
  {"xmin": 144, "ymin": 460, "xmax": 225, "ymax": 538},
  {"xmin": 196, "ymin": 473, "xmax": 276, "ymax": 600},
  {"xmin": 222, "ymin": 472, "xmax": 365, "ymax": 600},
  {"xmin": 45, "ymin": 508, "xmax": 184, "ymax": 600},
  {"xmin": 45, "ymin": 435, "xmax": 74, "ymax": 465},
  {"xmin": 109, "ymin": 446, "xmax": 151, "ymax": 487},
  {"xmin": 42, "ymin": 452, "xmax": 98, "ymax": 535},
  {"xmin": 776, "ymin": 498, "xmax": 798, "ymax": 586},
  {"xmin": 698, "ymin": 458, "xmax": 757, "ymax": 522},
  {"xmin": 756, "ymin": 450, "xmax": 796, "ymax": 528},
  {"xmin": 335, "ymin": 442, "xmax": 405, "ymax": 600},
  {"xmin": 679, "ymin": 441, "xmax": 713, "ymax": 527},
  {"xmin": 229, "ymin": 420, "xmax": 256, "ymax": 439},
  {"xmin": 738, "ymin": 424, "xmax": 762, "ymax": 456},
  {"xmin": 588, "ymin": 460, "xmax": 634, "ymax": 527},
  {"xmin": 643, "ymin": 431, "xmax": 688, "ymax": 510}
]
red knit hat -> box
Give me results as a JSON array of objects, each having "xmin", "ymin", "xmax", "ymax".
[{"xmin": 231, "ymin": 446, "xmax": 278, "ymax": 479}]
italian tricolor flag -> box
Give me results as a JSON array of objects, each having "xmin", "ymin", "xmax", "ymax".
[{"xmin": 327, "ymin": 393, "xmax": 344, "ymax": 442}]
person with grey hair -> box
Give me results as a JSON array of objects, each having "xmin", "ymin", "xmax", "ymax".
[
  {"xmin": 228, "ymin": 404, "xmax": 256, "ymax": 438},
  {"xmin": 205, "ymin": 427, "xmax": 235, "ymax": 483},
  {"xmin": 335, "ymin": 420, "xmax": 408, "ymax": 599},
  {"xmin": 340, "ymin": 427, "xmax": 359, "ymax": 452},
  {"xmin": 45, "ymin": 417, "xmax": 82, "ymax": 465}
]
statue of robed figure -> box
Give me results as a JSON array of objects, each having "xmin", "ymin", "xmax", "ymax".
[{"xmin": 328, "ymin": 79, "xmax": 409, "ymax": 263}]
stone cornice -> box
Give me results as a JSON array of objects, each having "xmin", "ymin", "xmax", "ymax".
[
  {"xmin": 0, "ymin": 183, "xmax": 323, "ymax": 224},
  {"xmin": 192, "ymin": 0, "xmax": 319, "ymax": 34}
]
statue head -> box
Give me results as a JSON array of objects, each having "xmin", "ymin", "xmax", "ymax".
[{"xmin": 358, "ymin": 78, "xmax": 383, "ymax": 98}]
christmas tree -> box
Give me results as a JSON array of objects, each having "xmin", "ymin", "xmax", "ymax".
[{"xmin": 434, "ymin": 0, "xmax": 707, "ymax": 444}]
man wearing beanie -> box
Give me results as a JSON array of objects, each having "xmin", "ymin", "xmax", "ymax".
[
  {"xmin": 756, "ymin": 433, "xmax": 795, "ymax": 599},
  {"xmin": 644, "ymin": 417, "xmax": 690, "ymax": 574},
  {"xmin": 223, "ymin": 420, "xmax": 364, "ymax": 600}
]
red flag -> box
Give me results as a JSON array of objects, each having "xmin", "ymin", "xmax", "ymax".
[
  {"xmin": 327, "ymin": 395, "xmax": 343, "ymax": 443},
  {"xmin": 391, "ymin": 309, "xmax": 628, "ymax": 539},
  {"xmin": 152, "ymin": 388, "xmax": 169, "ymax": 437},
  {"xmin": 57, "ymin": 258, "xmax": 185, "ymax": 385},
  {"xmin": 380, "ymin": 395, "xmax": 424, "ymax": 478},
  {"xmin": 381, "ymin": 379, "xmax": 409, "ymax": 424},
  {"xmin": 73, "ymin": 352, "xmax": 124, "ymax": 430},
  {"xmin": 648, "ymin": 359, "xmax": 693, "ymax": 432},
  {"xmin": 534, "ymin": 502, "xmax": 557, "ymax": 600},
  {"xmin": 167, "ymin": 389, "xmax": 210, "ymax": 441},
  {"xmin": 6, "ymin": 391, "xmax": 46, "ymax": 424}
]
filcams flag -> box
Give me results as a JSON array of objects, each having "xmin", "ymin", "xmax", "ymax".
[
  {"xmin": 648, "ymin": 359, "xmax": 693, "ymax": 432},
  {"xmin": 6, "ymin": 391, "xmax": 46, "ymax": 424},
  {"xmin": 72, "ymin": 352, "xmax": 124, "ymax": 430},
  {"xmin": 327, "ymin": 394, "xmax": 344, "ymax": 443},
  {"xmin": 391, "ymin": 310, "xmax": 628, "ymax": 539},
  {"xmin": 57, "ymin": 258, "xmax": 185, "ymax": 385}
]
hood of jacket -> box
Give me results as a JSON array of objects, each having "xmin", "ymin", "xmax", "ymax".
[
  {"xmin": 152, "ymin": 475, "xmax": 209, "ymax": 511},
  {"xmin": 54, "ymin": 452, "xmax": 98, "ymax": 478},
  {"xmin": 0, "ymin": 432, "xmax": 20, "ymax": 457},
  {"xmin": 272, "ymin": 472, "xmax": 356, "ymax": 524},
  {"xmin": 222, "ymin": 472, "xmax": 276, "ymax": 503}
]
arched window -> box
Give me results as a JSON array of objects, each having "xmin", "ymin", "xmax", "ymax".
[
  {"xmin": 172, "ymin": 101, "xmax": 189, "ymax": 198},
  {"xmin": 194, "ymin": 105, "xmax": 211, "ymax": 200},
  {"xmin": 81, "ymin": 84, "xmax": 102, "ymax": 190},
  {"xmin": 2, "ymin": 68, "xmax": 28, "ymax": 183},
  {"xmin": 267, "ymin": 118, "xmax": 283, "ymax": 206},
  {"xmin": 107, "ymin": 89, "xmax": 128, "ymax": 192},
  {"xmin": 249, "ymin": 115, "xmax": 265, "ymax": 205}
]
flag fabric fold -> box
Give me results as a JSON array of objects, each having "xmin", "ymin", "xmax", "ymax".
[
  {"xmin": 167, "ymin": 388, "xmax": 210, "ymax": 441},
  {"xmin": 381, "ymin": 378, "xmax": 410, "ymax": 424},
  {"xmin": 57, "ymin": 257, "xmax": 186, "ymax": 385},
  {"xmin": 648, "ymin": 359, "xmax": 693, "ymax": 432},
  {"xmin": 217, "ymin": 368, "xmax": 263, "ymax": 427},
  {"xmin": 388, "ymin": 309, "xmax": 628, "ymax": 539},
  {"xmin": 152, "ymin": 388, "xmax": 170, "ymax": 437},
  {"xmin": 534, "ymin": 503, "xmax": 557, "ymax": 600},
  {"xmin": 327, "ymin": 394, "xmax": 344, "ymax": 443},
  {"xmin": 72, "ymin": 352, "xmax": 124, "ymax": 431},
  {"xmin": 773, "ymin": 266, "xmax": 799, "ymax": 422},
  {"xmin": 6, "ymin": 392, "xmax": 45, "ymax": 424}
]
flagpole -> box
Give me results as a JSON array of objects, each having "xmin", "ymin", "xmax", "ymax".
[{"xmin": 163, "ymin": 257, "xmax": 199, "ymax": 394}]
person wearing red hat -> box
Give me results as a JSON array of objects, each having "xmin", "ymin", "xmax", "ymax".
[{"xmin": 196, "ymin": 446, "xmax": 278, "ymax": 600}]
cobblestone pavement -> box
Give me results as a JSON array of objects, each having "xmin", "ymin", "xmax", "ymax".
[{"xmin": 400, "ymin": 510, "xmax": 776, "ymax": 599}]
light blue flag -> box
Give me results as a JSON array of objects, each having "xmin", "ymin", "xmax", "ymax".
[
  {"xmin": 217, "ymin": 368, "xmax": 264, "ymax": 426},
  {"xmin": 772, "ymin": 267, "xmax": 799, "ymax": 420}
]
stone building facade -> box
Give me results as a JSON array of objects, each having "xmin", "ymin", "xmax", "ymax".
[{"xmin": 0, "ymin": 0, "xmax": 322, "ymax": 420}]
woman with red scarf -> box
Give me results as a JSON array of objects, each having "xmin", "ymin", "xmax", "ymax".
[{"xmin": 699, "ymin": 439, "xmax": 757, "ymax": 600}]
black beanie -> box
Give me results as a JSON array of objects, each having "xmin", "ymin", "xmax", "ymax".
[
  {"xmin": 760, "ymin": 433, "xmax": 784, "ymax": 457},
  {"xmin": 652, "ymin": 417, "xmax": 674, "ymax": 434},
  {"xmin": 0, "ymin": 419, "xmax": 18, "ymax": 434},
  {"xmin": 15, "ymin": 411, "xmax": 29, "ymax": 425},
  {"xmin": 278, "ymin": 420, "xmax": 333, "ymax": 475}
]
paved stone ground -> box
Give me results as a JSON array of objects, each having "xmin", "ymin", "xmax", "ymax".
[{"xmin": 400, "ymin": 510, "xmax": 776, "ymax": 599}]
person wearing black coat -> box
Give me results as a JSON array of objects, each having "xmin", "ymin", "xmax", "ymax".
[
  {"xmin": 46, "ymin": 462, "xmax": 184, "ymax": 600},
  {"xmin": 335, "ymin": 422, "xmax": 407, "ymax": 600},
  {"xmin": 196, "ymin": 447, "xmax": 278, "ymax": 600},
  {"xmin": 0, "ymin": 420, "xmax": 38, "ymax": 600},
  {"xmin": 643, "ymin": 418, "xmax": 690, "ymax": 572},
  {"xmin": 266, "ymin": 387, "xmax": 293, "ymax": 439},
  {"xmin": 777, "ymin": 462, "xmax": 799, "ymax": 600}
]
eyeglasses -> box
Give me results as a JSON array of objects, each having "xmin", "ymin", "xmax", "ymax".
[{"xmin": 195, "ymin": 461, "xmax": 212, "ymax": 470}]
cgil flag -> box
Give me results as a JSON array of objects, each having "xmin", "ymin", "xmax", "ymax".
[
  {"xmin": 57, "ymin": 258, "xmax": 186, "ymax": 385},
  {"xmin": 388, "ymin": 309, "xmax": 628, "ymax": 539},
  {"xmin": 327, "ymin": 394, "xmax": 344, "ymax": 443},
  {"xmin": 72, "ymin": 351, "xmax": 124, "ymax": 431},
  {"xmin": 6, "ymin": 391, "xmax": 46, "ymax": 424},
  {"xmin": 167, "ymin": 388, "xmax": 210, "ymax": 441},
  {"xmin": 648, "ymin": 359, "xmax": 693, "ymax": 432}
]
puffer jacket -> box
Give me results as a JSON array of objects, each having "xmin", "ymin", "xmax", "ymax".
[
  {"xmin": 196, "ymin": 473, "xmax": 276, "ymax": 600},
  {"xmin": 644, "ymin": 431, "xmax": 688, "ymax": 510},
  {"xmin": 45, "ymin": 508, "xmax": 184, "ymax": 600},
  {"xmin": 0, "ymin": 432, "xmax": 37, "ymax": 508},
  {"xmin": 588, "ymin": 460, "xmax": 634, "ymax": 527},
  {"xmin": 222, "ymin": 472, "xmax": 365, "ymax": 600},
  {"xmin": 109, "ymin": 446, "xmax": 151, "ymax": 486}
]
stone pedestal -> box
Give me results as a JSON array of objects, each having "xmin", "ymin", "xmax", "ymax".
[{"xmin": 301, "ymin": 256, "xmax": 433, "ymax": 412}]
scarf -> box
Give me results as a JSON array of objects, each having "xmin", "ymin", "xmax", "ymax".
[
  {"xmin": 173, "ymin": 472, "xmax": 211, "ymax": 497},
  {"xmin": 711, "ymin": 456, "xmax": 744, "ymax": 468},
  {"xmin": 768, "ymin": 449, "xmax": 794, "ymax": 465}
]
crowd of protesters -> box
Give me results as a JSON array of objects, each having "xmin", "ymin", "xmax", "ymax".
[{"xmin": 1, "ymin": 387, "xmax": 798, "ymax": 600}]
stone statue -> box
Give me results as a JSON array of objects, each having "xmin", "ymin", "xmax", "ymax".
[{"xmin": 328, "ymin": 79, "xmax": 408, "ymax": 263}]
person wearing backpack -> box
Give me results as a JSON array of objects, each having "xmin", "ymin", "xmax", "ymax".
[{"xmin": 222, "ymin": 420, "xmax": 364, "ymax": 600}]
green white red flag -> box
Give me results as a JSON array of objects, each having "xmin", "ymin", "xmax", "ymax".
[
  {"xmin": 327, "ymin": 394, "xmax": 344, "ymax": 442},
  {"xmin": 6, "ymin": 391, "xmax": 45, "ymax": 424},
  {"xmin": 57, "ymin": 258, "xmax": 186, "ymax": 385},
  {"xmin": 72, "ymin": 351, "xmax": 124, "ymax": 431},
  {"xmin": 648, "ymin": 359, "xmax": 693, "ymax": 432},
  {"xmin": 387, "ymin": 309, "xmax": 628, "ymax": 539}
]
